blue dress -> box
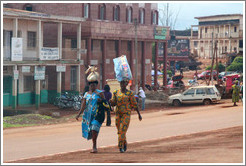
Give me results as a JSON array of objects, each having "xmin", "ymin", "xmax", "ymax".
[{"xmin": 82, "ymin": 89, "xmax": 102, "ymax": 140}]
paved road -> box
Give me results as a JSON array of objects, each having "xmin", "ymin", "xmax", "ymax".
[{"xmin": 3, "ymin": 100, "xmax": 243, "ymax": 162}]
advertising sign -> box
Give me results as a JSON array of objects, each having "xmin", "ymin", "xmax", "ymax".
[
  {"xmin": 154, "ymin": 27, "xmax": 167, "ymax": 40},
  {"xmin": 56, "ymin": 65, "xmax": 66, "ymax": 72},
  {"xmin": 40, "ymin": 47, "xmax": 59, "ymax": 60},
  {"xmin": 11, "ymin": 38, "xmax": 23, "ymax": 61},
  {"xmin": 22, "ymin": 66, "xmax": 30, "ymax": 73},
  {"xmin": 34, "ymin": 66, "xmax": 46, "ymax": 80},
  {"xmin": 13, "ymin": 70, "xmax": 19, "ymax": 80}
]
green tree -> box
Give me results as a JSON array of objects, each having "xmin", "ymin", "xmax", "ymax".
[
  {"xmin": 205, "ymin": 63, "xmax": 225, "ymax": 72},
  {"xmin": 226, "ymin": 56, "xmax": 243, "ymax": 72}
]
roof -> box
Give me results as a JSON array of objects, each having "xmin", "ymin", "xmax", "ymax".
[
  {"xmin": 195, "ymin": 14, "xmax": 243, "ymax": 19},
  {"xmin": 188, "ymin": 85, "xmax": 216, "ymax": 89},
  {"xmin": 3, "ymin": 7, "xmax": 85, "ymax": 23}
]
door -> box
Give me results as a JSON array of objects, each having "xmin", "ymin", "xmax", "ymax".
[
  {"xmin": 3, "ymin": 76, "xmax": 13, "ymax": 107},
  {"xmin": 181, "ymin": 89, "xmax": 195, "ymax": 104},
  {"xmin": 195, "ymin": 88, "xmax": 206, "ymax": 103}
]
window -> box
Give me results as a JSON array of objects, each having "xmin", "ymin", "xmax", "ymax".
[
  {"xmin": 71, "ymin": 39, "xmax": 77, "ymax": 49},
  {"xmin": 24, "ymin": 75, "xmax": 34, "ymax": 91},
  {"xmin": 113, "ymin": 5, "xmax": 120, "ymax": 21},
  {"xmin": 194, "ymin": 41, "xmax": 198, "ymax": 47},
  {"xmin": 205, "ymin": 28, "xmax": 208, "ymax": 33},
  {"xmin": 83, "ymin": 3, "xmax": 89, "ymax": 18},
  {"xmin": 225, "ymin": 46, "xmax": 227, "ymax": 52},
  {"xmin": 206, "ymin": 88, "xmax": 215, "ymax": 95},
  {"xmin": 184, "ymin": 89, "xmax": 195, "ymax": 95},
  {"xmin": 139, "ymin": 9, "xmax": 145, "ymax": 24},
  {"xmin": 99, "ymin": 4, "xmax": 106, "ymax": 20},
  {"xmin": 91, "ymin": 39, "xmax": 94, "ymax": 50},
  {"xmin": 201, "ymin": 47, "xmax": 203, "ymax": 52},
  {"xmin": 127, "ymin": 41, "xmax": 131, "ymax": 51},
  {"xmin": 234, "ymin": 47, "xmax": 237, "ymax": 52},
  {"xmin": 70, "ymin": 66, "xmax": 77, "ymax": 91},
  {"xmin": 152, "ymin": 10, "xmax": 158, "ymax": 25},
  {"xmin": 3, "ymin": 30, "xmax": 12, "ymax": 46},
  {"xmin": 24, "ymin": 4, "xmax": 33, "ymax": 11},
  {"xmin": 196, "ymin": 88, "xmax": 206, "ymax": 95},
  {"xmin": 234, "ymin": 26, "xmax": 237, "ymax": 32},
  {"xmin": 27, "ymin": 31, "xmax": 36, "ymax": 48},
  {"xmin": 126, "ymin": 7, "xmax": 132, "ymax": 23},
  {"xmin": 115, "ymin": 40, "xmax": 118, "ymax": 52}
]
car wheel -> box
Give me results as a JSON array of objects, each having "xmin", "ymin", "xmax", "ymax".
[
  {"xmin": 173, "ymin": 100, "xmax": 181, "ymax": 106},
  {"xmin": 203, "ymin": 99, "xmax": 211, "ymax": 105}
]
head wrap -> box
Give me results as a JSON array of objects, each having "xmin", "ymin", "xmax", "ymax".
[{"xmin": 85, "ymin": 66, "xmax": 99, "ymax": 82}]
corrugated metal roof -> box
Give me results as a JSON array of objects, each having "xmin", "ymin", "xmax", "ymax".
[{"xmin": 195, "ymin": 14, "xmax": 242, "ymax": 19}]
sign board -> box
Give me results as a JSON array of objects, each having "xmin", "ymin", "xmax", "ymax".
[
  {"xmin": 154, "ymin": 27, "xmax": 167, "ymax": 40},
  {"xmin": 80, "ymin": 49, "xmax": 87, "ymax": 54},
  {"xmin": 56, "ymin": 65, "xmax": 66, "ymax": 72},
  {"xmin": 40, "ymin": 47, "xmax": 59, "ymax": 60},
  {"xmin": 11, "ymin": 38, "xmax": 23, "ymax": 61},
  {"xmin": 106, "ymin": 59, "xmax": 110, "ymax": 64},
  {"xmin": 13, "ymin": 70, "xmax": 19, "ymax": 80},
  {"xmin": 145, "ymin": 59, "xmax": 151, "ymax": 64},
  {"xmin": 22, "ymin": 66, "xmax": 30, "ymax": 73},
  {"xmin": 90, "ymin": 60, "xmax": 98, "ymax": 65},
  {"xmin": 34, "ymin": 66, "xmax": 46, "ymax": 80}
]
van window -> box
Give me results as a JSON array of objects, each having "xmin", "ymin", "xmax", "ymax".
[
  {"xmin": 184, "ymin": 89, "xmax": 195, "ymax": 95},
  {"xmin": 206, "ymin": 88, "xmax": 215, "ymax": 95},
  {"xmin": 196, "ymin": 88, "xmax": 206, "ymax": 95}
]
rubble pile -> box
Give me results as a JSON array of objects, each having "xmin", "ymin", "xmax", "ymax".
[{"xmin": 145, "ymin": 91, "xmax": 169, "ymax": 101}]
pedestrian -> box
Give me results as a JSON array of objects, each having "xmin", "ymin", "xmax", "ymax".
[
  {"xmin": 138, "ymin": 87, "xmax": 146, "ymax": 111},
  {"xmin": 82, "ymin": 85, "xmax": 89, "ymax": 96},
  {"xmin": 180, "ymin": 68, "xmax": 183, "ymax": 76},
  {"xmin": 232, "ymin": 80, "xmax": 240, "ymax": 106},
  {"xmin": 110, "ymin": 79, "xmax": 142, "ymax": 153},
  {"xmin": 240, "ymin": 82, "xmax": 243, "ymax": 102},
  {"xmin": 103, "ymin": 84, "xmax": 112, "ymax": 126},
  {"xmin": 76, "ymin": 66, "xmax": 106, "ymax": 153}
]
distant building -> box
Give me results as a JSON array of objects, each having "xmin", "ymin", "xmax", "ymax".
[{"xmin": 190, "ymin": 14, "xmax": 243, "ymax": 59}]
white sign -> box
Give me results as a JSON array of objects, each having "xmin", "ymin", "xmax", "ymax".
[
  {"xmin": 56, "ymin": 65, "xmax": 66, "ymax": 72},
  {"xmin": 40, "ymin": 47, "xmax": 59, "ymax": 60},
  {"xmin": 34, "ymin": 66, "xmax": 46, "ymax": 80},
  {"xmin": 13, "ymin": 70, "xmax": 19, "ymax": 80},
  {"xmin": 11, "ymin": 38, "xmax": 23, "ymax": 61},
  {"xmin": 106, "ymin": 59, "xmax": 110, "ymax": 64},
  {"xmin": 80, "ymin": 49, "xmax": 87, "ymax": 54},
  {"xmin": 22, "ymin": 66, "xmax": 30, "ymax": 73},
  {"xmin": 145, "ymin": 59, "xmax": 151, "ymax": 64},
  {"xmin": 80, "ymin": 60, "xmax": 84, "ymax": 65},
  {"xmin": 90, "ymin": 60, "xmax": 98, "ymax": 65}
]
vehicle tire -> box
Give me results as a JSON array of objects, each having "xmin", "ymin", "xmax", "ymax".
[
  {"xmin": 73, "ymin": 102, "xmax": 81, "ymax": 111},
  {"xmin": 53, "ymin": 97, "xmax": 60, "ymax": 106},
  {"xmin": 173, "ymin": 100, "xmax": 181, "ymax": 106},
  {"xmin": 203, "ymin": 99, "xmax": 211, "ymax": 105}
]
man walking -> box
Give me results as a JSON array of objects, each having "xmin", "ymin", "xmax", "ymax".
[{"xmin": 138, "ymin": 87, "xmax": 146, "ymax": 111}]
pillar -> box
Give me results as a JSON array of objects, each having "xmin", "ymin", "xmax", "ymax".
[
  {"xmin": 35, "ymin": 80, "xmax": 40, "ymax": 110},
  {"xmin": 163, "ymin": 42, "xmax": 168, "ymax": 87},
  {"xmin": 58, "ymin": 22, "xmax": 62, "ymax": 60},
  {"xmin": 12, "ymin": 18, "xmax": 18, "ymax": 109},
  {"xmin": 37, "ymin": 20, "xmax": 42, "ymax": 60},
  {"xmin": 102, "ymin": 39, "xmax": 106, "ymax": 88},
  {"xmin": 141, "ymin": 41, "xmax": 146, "ymax": 90},
  {"xmin": 87, "ymin": 38, "xmax": 91, "ymax": 66},
  {"xmin": 57, "ymin": 72, "xmax": 62, "ymax": 97},
  {"xmin": 12, "ymin": 65, "xmax": 18, "ymax": 109},
  {"xmin": 154, "ymin": 41, "xmax": 158, "ymax": 91},
  {"xmin": 76, "ymin": 23, "xmax": 81, "ymax": 92},
  {"xmin": 118, "ymin": 38, "xmax": 121, "ymax": 57},
  {"xmin": 130, "ymin": 40, "xmax": 135, "ymax": 90}
]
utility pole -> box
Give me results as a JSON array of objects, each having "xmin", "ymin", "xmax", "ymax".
[
  {"xmin": 134, "ymin": 18, "xmax": 138, "ymax": 94},
  {"xmin": 166, "ymin": 3, "xmax": 169, "ymax": 26},
  {"xmin": 209, "ymin": 32, "xmax": 214, "ymax": 85}
]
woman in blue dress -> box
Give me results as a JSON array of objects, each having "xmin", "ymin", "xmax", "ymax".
[{"xmin": 76, "ymin": 66, "xmax": 105, "ymax": 153}]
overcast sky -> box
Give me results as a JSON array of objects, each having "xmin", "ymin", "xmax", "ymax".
[{"xmin": 158, "ymin": 2, "xmax": 244, "ymax": 30}]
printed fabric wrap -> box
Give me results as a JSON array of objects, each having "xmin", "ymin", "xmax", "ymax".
[
  {"xmin": 81, "ymin": 89, "xmax": 102, "ymax": 140},
  {"xmin": 113, "ymin": 55, "xmax": 132, "ymax": 81}
]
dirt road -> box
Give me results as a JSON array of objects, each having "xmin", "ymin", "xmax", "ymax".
[{"xmin": 3, "ymin": 99, "xmax": 243, "ymax": 163}]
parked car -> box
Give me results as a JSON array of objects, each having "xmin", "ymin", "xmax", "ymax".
[
  {"xmin": 167, "ymin": 75, "xmax": 185, "ymax": 89},
  {"xmin": 168, "ymin": 85, "xmax": 221, "ymax": 106},
  {"xmin": 196, "ymin": 70, "xmax": 218, "ymax": 80}
]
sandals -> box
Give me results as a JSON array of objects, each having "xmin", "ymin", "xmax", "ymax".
[{"xmin": 90, "ymin": 148, "xmax": 98, "ymax": 153}]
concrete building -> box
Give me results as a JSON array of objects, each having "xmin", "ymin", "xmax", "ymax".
[
  {"xmin": 190, "ymin": 14, "xmax": 243, "ymax": 59},
  {"xmin": 3, "ymin": 8, "xmax": 84, "ymax": 109},
  {"xmin": 4, "ymin": 3, "xmax": 170, "ymax": 109}
]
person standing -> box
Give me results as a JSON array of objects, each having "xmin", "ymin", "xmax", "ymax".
[
  {"xmin": 110, "ymin": 79, "xmax": 142, "ymax": 153},
  {"xmin": 138, "ymin": 87, "xmax": 146, "ymax": 111},
  {"xmin": 76, "ymin": 66, "xmax": 105, "ymax": 153},
  {"xmin": 232, "ymin": 80, "xmax": 240, "ymax": 106},
  {"xmin": 103, "ymin": 84, "xmax": 112, "ymax": 126}
]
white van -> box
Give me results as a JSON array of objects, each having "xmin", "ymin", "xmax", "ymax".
[{"xmin": 168, "ymin": 85, "xmax": 221, "ymax": 106}]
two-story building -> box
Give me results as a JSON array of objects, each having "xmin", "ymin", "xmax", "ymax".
[
  {"xmin": 190, "ymin": 14, "xmax": 243, "ymax": 59},
  {"xmin": 3, "ymin": 8, "xmax": 84, "ymax": 109}
]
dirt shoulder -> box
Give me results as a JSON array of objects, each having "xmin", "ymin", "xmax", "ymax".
[{"xmin": 10, "ymin": 126, "xmax": 243, "ymax": 163}]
